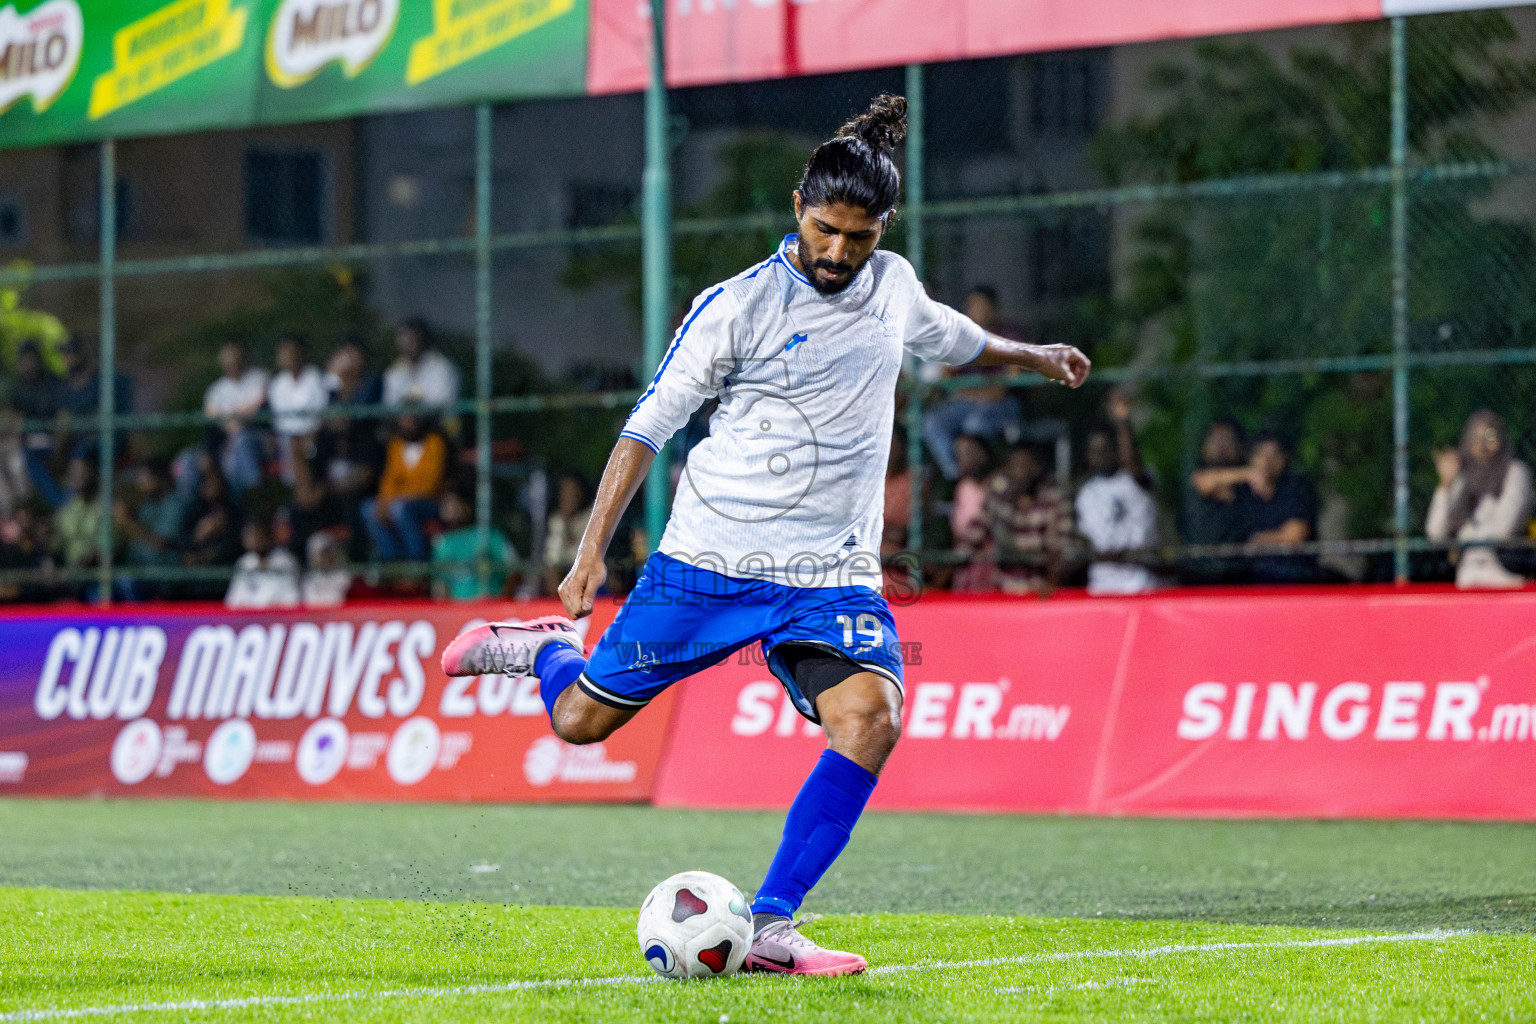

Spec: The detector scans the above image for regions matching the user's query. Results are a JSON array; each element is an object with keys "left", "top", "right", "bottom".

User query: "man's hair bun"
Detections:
[{"left": 835, "top": 93, "right": 908, "bottom": 157}]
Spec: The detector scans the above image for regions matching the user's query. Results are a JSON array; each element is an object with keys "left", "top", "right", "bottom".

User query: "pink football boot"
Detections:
[
  {"left": 441, "top": 615, "right": 583, "bottom": 677},
  {"left": 743, "top": 916, "right": 868, "bottom": 976}
]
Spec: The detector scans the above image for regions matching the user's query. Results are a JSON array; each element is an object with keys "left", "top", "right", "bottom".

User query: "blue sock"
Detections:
[
  {"left": 533, "top": 644, "right": 587, "bottom": 722},
  {"left": 751, "top": 749, "right": 878, "bottom": 918}
]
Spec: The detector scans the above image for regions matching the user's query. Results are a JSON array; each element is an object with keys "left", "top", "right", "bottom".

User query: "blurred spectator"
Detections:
[
  {"left": 26, "top": 335, "right": 132, "bottom": 509},
  {"left": 116, "top": 459, "right": 187, "bottom": 597},
  {"left": 922, "top": 287, "right": 1024, "bottom": 480},
  {"left": 1426, "top": 409, "right": 1533, "bottom": 589},
  {"left": 1181, "top": 419, "right": 1250, "bottom": 585},
  {"left": 1076, "top": 392, "right": 1159, "bottom": 595},
  {"left": 0, "top": 501, "right": 55, "bottom": 602},
  {"left": 882, "top": 432, "right": 915, "bottom": 558},
  {"left": 267, "top": 334, "right": 328, "bottom": 484},
  {"left": 543, "top": 473, "right": 592, "bottom": 592},
  {"left": 6, "top": 342, "right": 62, "bottom": 513},
  {"left": 225, "top": 518, "right": 300, "bottom": 609},
  {"left": 327, "top": 336, "right": 384, "bottom": 407},
  {"left": 364, "top": 412, "right": 447, "bottom": 561},
  {"left": 0, "top": 412, "right": 27, "bottom": 520},
  {"left": 4, "top": 340, "right": 62, "bottom": 422},
  {"left": 183, "top": 453, "right": 243, "bottom": 573},
  {"left": 52, "top": 456, "right": 111, "bottom": 584},
  {"left": 955, "top": 444, "right": 1072, "bottom": 594},
  {"left": 383, "top": 318, "right": 459, "bottom": 410},
  {"left": 949, "top": 433, "right": 991, "bottom": 533},
  {"left": 1236, "top": 433, "right": 1319, "bottom": 583},
  {"left": 202, "top": 339, "right": 269, "bottom": 494},
  {"left": 432, "top": 490, "right": 518, "bottom": 600},
  {"left": 301, "top": 530, "right": 351, "bottom": 608}
]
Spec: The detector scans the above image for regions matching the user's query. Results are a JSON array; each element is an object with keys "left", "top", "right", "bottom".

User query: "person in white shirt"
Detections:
[
  {"left": 202, "top": 340, "right": 268, "bottom": 493},
  {"left": 1075, "top": 391, "right": 1160, "bottom": 595},
  {"left": 1427, "top": 409, "right": 1533, "bottom": 588},
  {"left": 267, "top": 334, "right": 329, "bottom": 484},
  {"left": 442, "top": 95, "right": 1092, "bottom": 976},
  {"left": 225, "top": 519, "right": 299, "bottom": 609},
  {"left": 383, "top": 319, "right": 460, "bottom": 409}
]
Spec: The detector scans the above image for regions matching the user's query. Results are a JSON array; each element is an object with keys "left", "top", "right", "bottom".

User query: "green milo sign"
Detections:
[{"left": 0, "top": 0, "right": 588, "bottom": 149}]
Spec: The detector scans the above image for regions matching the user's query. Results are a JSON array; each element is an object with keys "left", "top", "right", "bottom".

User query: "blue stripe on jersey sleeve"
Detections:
[
  {"left": 626, "top": 286, "right": 726, "bottom": 419},
  {"left": 962, "top": 330, "right": 989, "bottom": 365},
  {"left": 619, "top": 430, "right": 661, "bottom": 453}
]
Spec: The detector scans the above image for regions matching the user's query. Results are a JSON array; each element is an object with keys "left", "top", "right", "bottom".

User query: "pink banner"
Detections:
[
  {"left": 0, "top": 599, "right": 674, "bottom": 803},
  {"left": 652, "top": 588, "right": 1536, "bottom": 819},
  {"left": 588, "top": 0, "right": 1383, "bottom": 95}
]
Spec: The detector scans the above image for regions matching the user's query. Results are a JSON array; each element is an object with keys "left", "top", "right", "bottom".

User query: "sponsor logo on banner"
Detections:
[
  {"left": 0, "top": 0, "right": 82, "bottom": 115},
  {"left": 0, "top": 751, "right": 27, "bottom": 783},
  {"left": 1173, "top": 677, "right": 1534, "bottom": 743},
  {"left": 110, "top": 719, "right": 162, "bottom": 785},
  {"left": 295, "top": 717, "right": 348, "bottom": 785},
  {"left": 729, "top": 679, "right": 1072, "bottom": 742},
  {"left": 522, "top": 735, "right": 638, "bottom": 787},
  {"left": 386, "top": 715, "right": 440, "bottom": 785},
  {"left": 406, "top": 0, "right": 574, "bottom": 85},
  {"left": 265, "top": 0, "right": 399, "bottom": 88},
  {"left": 204, "top": 718, "right": 257, "bottom": 784},
  {"left": 88, "top": 0, "right": 249, "bottom": 120}
]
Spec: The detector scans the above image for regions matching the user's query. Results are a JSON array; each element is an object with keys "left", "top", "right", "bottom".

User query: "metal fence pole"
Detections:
[
  {"left": 642, "top": 0, "right": 673, "bottom": 552},
  {"left": 1390, "top": 16, "right": 1411, "bottom": 582},
  {"left": 904, "top": 63, "right": 926, "bottom": 572},
  {"left": 96, "top": 138, "right": 117, "bottom": 605},
  {"left": 474, "top": 103, "right": 494, "bottom": 593}
]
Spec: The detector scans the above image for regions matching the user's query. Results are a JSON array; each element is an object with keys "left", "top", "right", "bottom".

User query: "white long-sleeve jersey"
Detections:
[{"left": 621, "top": 234, "right": 988, "bottom": 589}]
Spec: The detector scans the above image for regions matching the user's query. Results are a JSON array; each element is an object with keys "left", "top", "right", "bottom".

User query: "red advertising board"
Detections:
[
  {"left": 653, "top": 588, "right": 1536, "bottom": 820},
  {"left": 0, "top": 599, "right": 674, "bottom": 803},
  {"left": 587, "top": 0, "right": 1383, "bottom": 95}
]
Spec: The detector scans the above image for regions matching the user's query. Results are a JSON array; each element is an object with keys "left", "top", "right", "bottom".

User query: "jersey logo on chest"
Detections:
[{"left": 783, "top": 332, "right": 809, "bottom": 353}]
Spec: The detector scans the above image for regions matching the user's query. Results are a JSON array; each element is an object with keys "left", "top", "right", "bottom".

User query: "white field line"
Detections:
[{"left": 0, "top": 928, "right": 1473, "bottom": 1022}]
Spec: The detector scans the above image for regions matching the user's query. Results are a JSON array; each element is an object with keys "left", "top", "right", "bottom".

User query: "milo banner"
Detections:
[
  {"left": 654, "top": 588, "right": 1536, "bottom": 820},
  {"left": 0, "top": 0, "right": 587, "bottom": 148},
  {"left": 0, "top": 599, "right": 674, "bottom": 802}
]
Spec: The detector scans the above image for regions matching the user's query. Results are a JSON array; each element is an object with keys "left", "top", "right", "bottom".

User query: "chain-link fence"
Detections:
[{"left": 3, "top": 9, "right": 1536, "bottom": 604}]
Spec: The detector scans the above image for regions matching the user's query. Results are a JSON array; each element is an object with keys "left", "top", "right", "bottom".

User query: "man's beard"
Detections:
[{"left": 797, "top": 237, "right": 866, "bottom": 295}]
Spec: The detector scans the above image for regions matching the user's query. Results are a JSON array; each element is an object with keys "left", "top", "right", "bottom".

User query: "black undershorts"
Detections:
[{"left": 774, "top": 643, "right": 867, "bottom": 713}]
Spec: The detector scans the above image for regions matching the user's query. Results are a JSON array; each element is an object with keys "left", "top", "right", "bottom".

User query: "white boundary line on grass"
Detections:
[{"left": 0, "top": 929, "right": 1472, "bottom": 1021}]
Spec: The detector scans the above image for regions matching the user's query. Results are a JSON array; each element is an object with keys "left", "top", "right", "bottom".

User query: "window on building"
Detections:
[
  {"left": 0, "top": 199, "right": 23, "bottom": 246},
  {"left": 1030, "top": 213, "right": 1110, "bottom": 302},
  {"left": 1028, "top": 53, "right": 1105, "bottom": 137},
  {"left": 564, "top": 182, "right": 637, "bottom": 229},
  {"left": 245, "top": 149, "right": 326, "bottom": 244}
]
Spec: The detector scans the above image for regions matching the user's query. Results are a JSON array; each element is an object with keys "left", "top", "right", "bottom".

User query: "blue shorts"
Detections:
[{"left": 578, "top": 552, "right": 903, "bottom": 723}]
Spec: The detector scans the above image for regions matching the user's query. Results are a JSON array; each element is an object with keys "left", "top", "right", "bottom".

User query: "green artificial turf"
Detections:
[
  {"left": 1, "top": 887, "right": 1531, "bottom": 1023},
  {"left": 2, "top": 800, "right": 1534, "bottom": 1021},
  {"left": 1, "top": 800, "right": 1533, "bottom": 932}
]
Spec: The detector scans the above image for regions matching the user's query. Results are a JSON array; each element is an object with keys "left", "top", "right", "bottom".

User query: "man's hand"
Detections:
[
  {"left": 558, "top": 549, "right": 607, "bottom": 619},
  {"left": 1034, "top": 344, "right": 1092, "bottom": 388}
]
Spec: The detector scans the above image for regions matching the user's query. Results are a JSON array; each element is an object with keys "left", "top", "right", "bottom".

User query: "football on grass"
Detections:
[{"left": 637, "top": 871, "right": 753, "bottom": 979}]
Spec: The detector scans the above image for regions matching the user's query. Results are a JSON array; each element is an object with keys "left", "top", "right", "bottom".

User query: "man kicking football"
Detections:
[{"left": 443, "top": 93, "right": 1090, "bottom": 975}]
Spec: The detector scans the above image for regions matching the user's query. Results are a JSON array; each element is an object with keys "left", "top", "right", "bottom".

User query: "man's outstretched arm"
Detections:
[
  {"left": 971, "top": 334, "right": 1091, "bottom": 388},
  {"left": 558, "top": 436, "right": 655, "bottom": 619}
]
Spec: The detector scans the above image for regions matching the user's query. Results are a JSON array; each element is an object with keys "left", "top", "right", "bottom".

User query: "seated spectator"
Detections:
[
  {"left": 267, "top": 334, "right": 328, "bottom": 485},
  {"left": 1076, "top": 391, "right": 1159, "bottom": 595},
  {"left": 326, "top": 336, "right": 384, "bottom": 408},
  {"left": 1427, "top": 409, "right": 1533, "bottom": 589},
  {"left": 115, "top": 460, "right": 187, "bottom": 597},
  {"left": 922, "top": 287, "right": 1025, "bottom": 480},
  {"left": 202, "top": 339, "right": 268, "bottom": 495},
  {"left": 1181, "top": 419, "right": 1250, "bottom": 584},
  {"left": 1227, "top": 432, "right": 1319, "bottom": 584},
  {"left": 0, "top": 501, "right": 56, "bottom": 602},
  {"left": 364, "top": 412, "right": 446, "bottom": 561},
  {"left": 955, "top": 444, "right": 1072, "bottom": 595},
  {"left": 6, "top": 342, "right": 61, "bottom": 513},
  {"left": 433, "top": 490, "right": 518, "bottom": 600},
  {"left": 0, "top": 408, "right": 28, "bottom": 521},
  {"left": 301, "top": 530, "right": 351, "bottom": 608},
  {"left": 543, "top": 473, "right": 592, "bottom": 593},
  {"left": 52, "top": 456, "right": 106, "bottom": 575},
  {"left": 383, "top": 318, "right": 460, "bottom": 410},
  {"left": 183, "top": 454, "right": 244, "bottom": 574},
  {"left": 948, "top": 434, "right": 993, "bottom": 544},
  {"left": 225, "top": 518, "right": 300, "bottom": 609}
]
